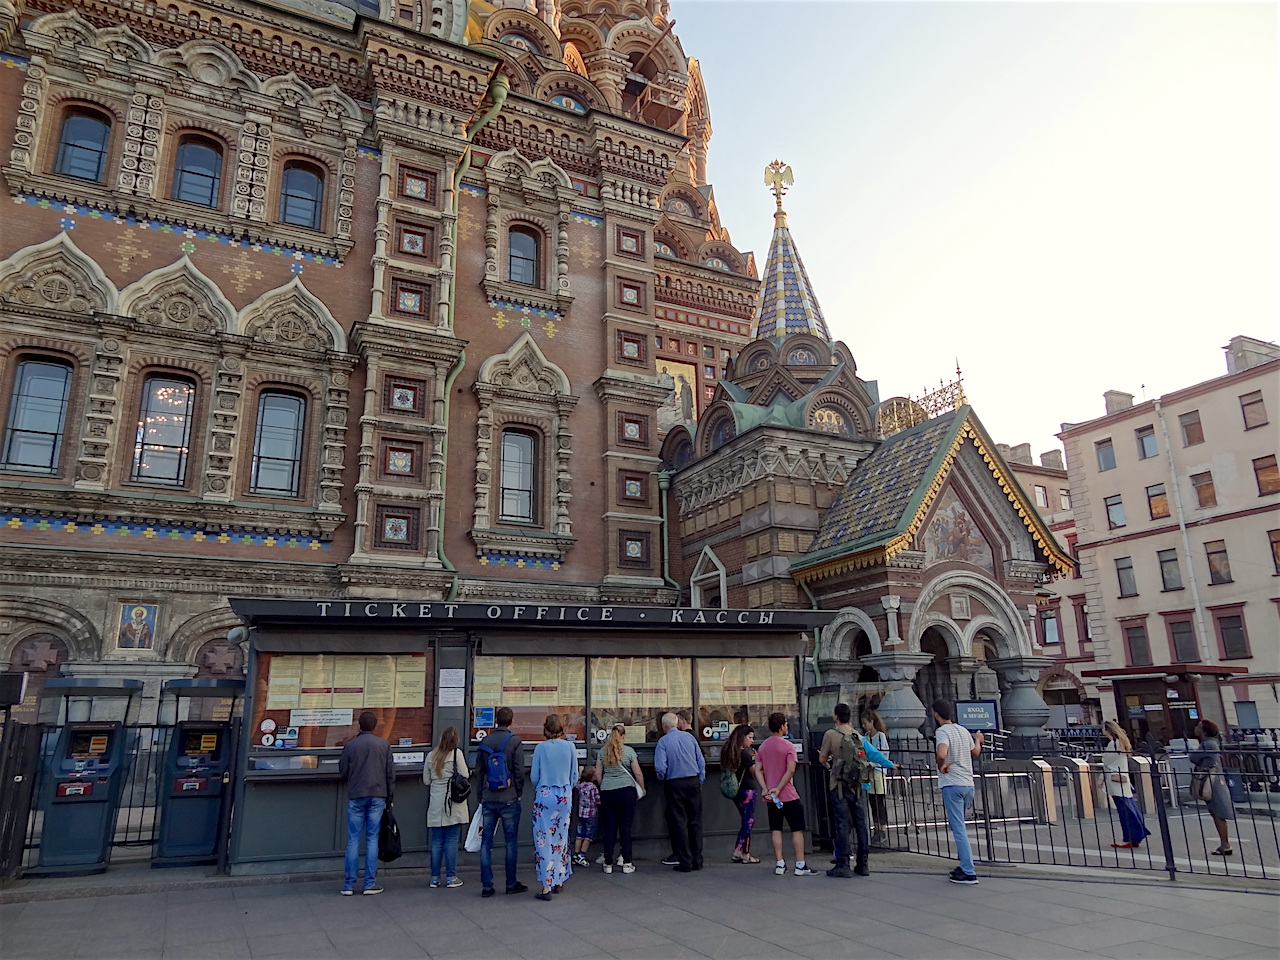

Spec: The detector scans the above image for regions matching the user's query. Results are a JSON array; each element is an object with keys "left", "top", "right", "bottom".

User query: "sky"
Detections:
[{"left": 672, "top": 0, "right": 1277, "bottom": 459}]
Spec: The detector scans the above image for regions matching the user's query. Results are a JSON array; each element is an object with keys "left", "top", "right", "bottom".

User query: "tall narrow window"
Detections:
[
  {"left": 171, "top": 136, "right": 223, "bottom": 207},
  {"left": 1240, "top": 390, "right": 1268, "bottom": 430},
  {"left": 1059, "top": 488, "right": 1071, "bottom": 511},
  {"left": 1215, "top": 613, "right": 1249, "bottom": 659},
  {"left": 1253, "top": 455, "right": 1279, "bottom": 495},
  {"left": 2, "top": 359, "right": 72, "bottom": 473},
  {"left": 132, "top": 376, "right": 195, "bottom": 484},
  {"left": 1124, "top": 624, "right": 1152, "bottom": 666},
  {"left": 1191, "top": 471, "right": 1216, "bottom": 508},
  {"left": 54, "top": 109, "right": 110, "bottom": 182},
  {"left": 1169, "top": 621, "right": 1198, "bottom": 662},
  {"left": 1157, "top": 548, "right": 1182, "bottom": 591},
  {"left": 1033, "top": 485, "right": 1048, "bottom": 509},
  {"left": 279, "top": 161, "right": 324, "bottom": 229},
  {"left": 250, "top": 392, "right": 305, "bottom": 497},
  {"left": 1135, "top": 425, "right": 1157, "bottom": 459},
  {"left": 1269, "top": 529, "right": 1280, "bottom": 575},
  {"left": 1096, "top": 438, "right": 1116, "bottom": 471},
  {"left": 1116, "top": 556, "right": 1138, "bottom": 597},
  {"left": 499, "top": 429, "right": 537, "bottom": 524},
  {"left": 1179, "top": 410, "right": 1204, "bottom": 446},
  {"left": 1204, "top": 540, "right": 1232, "bottom": 584},
  {"left": 1146, "top": 483, "right": 1169, "bottom": 520},
  {"left": 1104, "top": 494, "right": 1126, "bottom": 529},
  {"left": 508, "top": 226, "right": 541, "bottom": 286},
  {"left": 1039, "top": 609, "right": 1061, "bottom": 644}
]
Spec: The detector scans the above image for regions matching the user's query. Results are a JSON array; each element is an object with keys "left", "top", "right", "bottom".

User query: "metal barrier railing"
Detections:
[{"left": 871, "top": 750, "right": 1280, "bottom": 881}]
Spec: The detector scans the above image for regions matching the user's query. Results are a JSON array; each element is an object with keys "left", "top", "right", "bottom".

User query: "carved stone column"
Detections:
[
  {"left": 945, "top": 656, "right": 982, "bottom": 703},
  {"left": 988, "top": 656, "right": 1054, "bottom": 737},
  {"left": 861, "top": 652, "right": 935, "bottom": 742},
  {"left": 880, "top": 595, "right": 904, "bottom": 647}
]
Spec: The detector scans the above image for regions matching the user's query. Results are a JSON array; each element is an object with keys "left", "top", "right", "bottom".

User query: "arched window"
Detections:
[
  {"left": 54, "top": 109, "right": 111, "bottom": 182},
  {"left": 250, "top": 391, "right": 305, "bottom": 497},
  {"left": 499, "top": 429, "right": 538, "bottom": 523},
  {"left": 171, "top": 135, "right": 223, "bottom": 208},
  {"left": 2, "top": 358, "right": 72, "bottom": 474},
  {"left": 709, "top": 416, "right": 735, "bottom": 451},
  {"left": 131, "top": 375, "right": 195, "bottom": 484},
  {"left": 507, "top": 226, "right": 541, "bottom": 286},
  {"left": 279, "top": 161, "right": 324, "bottom": 230}
]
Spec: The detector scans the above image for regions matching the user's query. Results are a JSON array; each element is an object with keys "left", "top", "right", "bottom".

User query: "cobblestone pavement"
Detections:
[{"left": 2, "top": 856, "right": 1277, "bottom": 960}]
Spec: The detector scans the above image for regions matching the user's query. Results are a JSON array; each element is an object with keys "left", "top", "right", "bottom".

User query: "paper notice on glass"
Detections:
[
  {"left": 667, "top": 660, "right": 692, "bottom": 707},
  {"left": 266, "top": 656, "right": 303, "bottom": 709},
  {"left": 559, "top": 660, "right": 585, "bottom": 703},
  {"left": 745, "top": 660, "right": 772, "bottom": 696},
  {"left": 272, "top": 656, "right": 303, "bottom": 679},
  {"left": 330, "top": 659, "right": 366, "bottom": 708},
  {"left": 770, "top": 659, "right": 797, "bottom": 703},
  {"left": 363, "top": 656, "right": 396, "bottom": 708},
  {"left": 472, "top": 657, "right": 503, "bottom": 704},
  {"left": 439, "top": 668, "right": 466, "bottom": 689},
  {"left": 301, "top": 656, "right": 332, "bottom": 689},
  {"left": 623, "top": 724, "right": 648, "bottom": 744},
  {"left": 438, "top": 686, "right": 465, "bottom": 707},
  {"left": 698, "top": 659, "right": 725, "bottom": 704},
  {"left": 503, "top": 657, "right": 532, "bottom": 706},
  {"left": 642, "top": 659, "right": 669, "bottom": 708},
  {"left": 590, "top": 659, "right": 617, "bottom": 707},
  {"left": 529, "top": 657, "right": 559, "bottom": 699},
  {"left": 397, "top": 654, "right": 426, "bottom": 672},
  {"left": 616, "top": 659, "right": 643, "bottom": 708},
  {"left": 299, "top": 689, "right": 333, "bottom": 709},
  {"left": 722, "top": 659, "right": 747, "bottom": 700},
  {"left": 394, "top": 668, "right": 426, "bottom": 708}
]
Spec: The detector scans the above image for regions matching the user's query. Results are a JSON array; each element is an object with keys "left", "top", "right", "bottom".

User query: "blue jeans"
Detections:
[
  {"left": 344, "top": 797, "right": 385, "bottom": 891},
  {"left": 829, "top": 788, "right": 869, "bottom": 866},
  {"left": 430, "top": 823, "right": 461, "bottom": 880},
  {"left": 480, "top": 799, "right": 521, "bottom": 891},
  {"left": 941, "top": 785, "right": 975, "bottom": 875}
]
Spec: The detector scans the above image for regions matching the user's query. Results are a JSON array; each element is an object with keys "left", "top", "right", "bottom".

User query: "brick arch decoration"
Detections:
[
  {"left": 0, "top": 336, "right": 93, "bottom": 365},
  {"left": 6, "top": 631, "right": 71, "bottom": 721},
  {"left": 167, "top": 606, "right": 244, "bottom": 666},
  {"left": 821, "top": 606, "right": 884, "bottom": 660},
  {"left": 0, "top": 596, "right": 101, "bottom": 662},
  {"left": 1036, "top": 660, "right": 1087, "bottom": 700},
  {"left": 0, "top": 233, "right": 119, "bottom": 315}
]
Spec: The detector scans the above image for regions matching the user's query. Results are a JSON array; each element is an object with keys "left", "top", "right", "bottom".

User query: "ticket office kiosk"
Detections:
[{"left": 36, "top": 722, "right": 130, "bottom": 871}]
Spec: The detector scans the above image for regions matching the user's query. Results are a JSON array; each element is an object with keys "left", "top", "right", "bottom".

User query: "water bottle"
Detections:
[{"left": 772, "top": 794, "right": 784, "bottom": 809}]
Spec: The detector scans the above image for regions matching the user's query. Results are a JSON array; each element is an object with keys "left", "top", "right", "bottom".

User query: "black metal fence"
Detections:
[
  {"left": 20, "top": 724, "right": 172, "bottom": 867},
  {"left": 865, "top": 744, "right": 1280, "bottom": 881}
]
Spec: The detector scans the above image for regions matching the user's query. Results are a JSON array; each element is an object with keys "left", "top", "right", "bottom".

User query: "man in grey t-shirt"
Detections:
[{"left": 932, "top": 699, "right": 983, "bottom": 884}]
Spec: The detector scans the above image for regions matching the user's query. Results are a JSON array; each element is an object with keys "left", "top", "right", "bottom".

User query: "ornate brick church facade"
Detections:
[{"left": 0, "top": 0, "right": 1070, "bottom": 734}]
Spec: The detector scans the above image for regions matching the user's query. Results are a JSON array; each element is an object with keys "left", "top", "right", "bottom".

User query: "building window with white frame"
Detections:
[{"left": 690, "top": 547, "right": 727, "bottom": 609}]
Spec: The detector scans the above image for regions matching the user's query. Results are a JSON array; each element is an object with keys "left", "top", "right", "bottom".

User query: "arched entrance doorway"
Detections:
[{"left": 913, "top": 627, "right": 955, "bottom": 716}]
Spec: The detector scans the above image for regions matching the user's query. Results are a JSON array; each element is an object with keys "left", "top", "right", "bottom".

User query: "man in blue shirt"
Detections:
[{"left": 654, "top": 712, "right": 706, "bottom": 871}]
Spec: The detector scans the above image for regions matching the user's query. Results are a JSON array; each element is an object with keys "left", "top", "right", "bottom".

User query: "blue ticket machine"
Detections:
[
  {"left": 36, "top": 721, "right": 129, "bottom": 872},
  {"left": 154, "top": 721, "right": 233, "bottom": 865}
]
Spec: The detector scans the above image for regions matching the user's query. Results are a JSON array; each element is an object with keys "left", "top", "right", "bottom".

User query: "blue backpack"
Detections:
[{"left": 477, "top": 733, "right": 514, "bottom": 792}]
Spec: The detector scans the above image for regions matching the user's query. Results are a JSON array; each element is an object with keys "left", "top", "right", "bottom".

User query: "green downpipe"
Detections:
[
  {"left": 800, "top": 578, "right": 822, "bottom": 687},
  {"left": 436, "top": 70, "right": 510, "bottom": 598},
  {"left": 657, "top": 470, "right": 679, "bottom": 594}
]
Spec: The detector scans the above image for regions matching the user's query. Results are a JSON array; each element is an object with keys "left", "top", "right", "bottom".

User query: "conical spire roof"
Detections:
[{"left": 749, "top": 162, "right": 831, "bottom": 342}]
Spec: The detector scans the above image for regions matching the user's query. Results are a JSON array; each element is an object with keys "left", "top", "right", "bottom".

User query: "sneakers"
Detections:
[
  {"left": 340, "top": 889, "right": 354, "bottom": 896},
  {"left": 948, "top": 867, "right": 979, "bottom": 885},
  {"left": 621, "top": 862, "right": 635, "bottom": 874},
  {"left": 660, "top": 855, "right": 680, "bottom": 866},
  {"left": 506, "top": 882, "right": 528, "bottom": 894},
  {"left": 362, "top": 886, "right": 384, "bottom": 895},
  {"left": 446, "top": 877, "right": 464, "bottom": 888},
  {"left": 602, "top": 864, "right": 613, "bottom": 874},
  {"left": 826, "top": 865, "right": 854, "bottom": 878},
  {"left": 774, "top": 861, "right": 787, "bottom": 875},
  {"left": 481, "top": 888, "right": 496, "bottom": 898},
  {"left": 595, "top": 854, "right": 607, "bottom": 865},
  {"left": 794, "top": 865, "right": 818, "bottom": 876},
  {"left": 429, "top": 878, "right": 440, "bottom": 889}
]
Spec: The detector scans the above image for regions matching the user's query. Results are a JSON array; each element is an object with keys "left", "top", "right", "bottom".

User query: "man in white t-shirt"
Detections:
[{"left": 932, "top": 699, "right": 983, "bottom": 885}]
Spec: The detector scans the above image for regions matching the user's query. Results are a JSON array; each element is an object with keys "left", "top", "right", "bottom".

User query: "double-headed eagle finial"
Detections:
[{"left": 764, "top": 160, "right": 793, "bottom": 211}]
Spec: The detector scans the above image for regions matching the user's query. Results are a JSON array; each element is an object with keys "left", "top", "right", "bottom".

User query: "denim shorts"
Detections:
[{"left": 576, "top": 816, "right": 596, "bottom": 840}]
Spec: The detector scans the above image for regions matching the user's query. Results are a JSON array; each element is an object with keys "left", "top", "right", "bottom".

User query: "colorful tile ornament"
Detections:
[
  {"left": 477, "top": 551, "right": 561, "bottom": 571},
  {"left": 0, "top": 53, "right": 30, "bottom": 70},
  {"left": 1, "top": 511, "right": 329, "bottom": 553},
  {"left": 357, "top": 145, "right": 383, "bottom": 160},
  {"left": 459, "top": 184, "right": 488, "bottom": 198},
  {"left": 488, "top": 298, "right": 561, "bottom": 321},
  {"left": 570, "top": 211, "right": 604, "bottom": 228},
  {"left": 12, "top": 191, "right": 344, "bottom": 270}
]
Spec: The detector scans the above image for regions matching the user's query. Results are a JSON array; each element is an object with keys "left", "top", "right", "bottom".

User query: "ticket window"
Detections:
[
  {"left": 249, "top": 652, "right": 434, "bottom": 767},
  {"left": 589, "top": 657, "right": 692, "bottom": 745},
  {"left": 471, "top": 656, "right": 586, "bottom": 743},
  {"left": 696, "top": 657, "right": 799, "bottom": 743}
]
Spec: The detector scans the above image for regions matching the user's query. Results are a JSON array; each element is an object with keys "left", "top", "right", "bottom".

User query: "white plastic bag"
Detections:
[{"left": 464, "top": 808, "right": 483, "bottom": 853}]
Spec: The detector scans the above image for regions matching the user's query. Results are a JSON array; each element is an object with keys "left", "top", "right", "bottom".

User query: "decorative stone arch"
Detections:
[
  {"left": 166, "top": 606, "right": 244, "bottom": 664},
  {"left": 606, "top": 20, "right": 684, "bottom": 78},
  {"left": 660, "top": 186, "right": 704, "bottom": 219},
  {"left": 561, "top": 41, "right": 590, "bottom": 77},
  {"left": 533, "top": 72, "right": 606, "bottom": 112},
  {"left": 806, "top": 390, "right": 871, "bottom": 438},
  {"left": 0, "top": 233, "right": 118, "bottom": 315},
  {"left": 780, "top": 333, "right": 830, "bottom": 366},
  {"left": 0, "top": 335, "right": 92, "bottom": 365},
  {"left": 0, "top": 595, "right": 101, "bottom": 662},
  {"left": 659, "top": 423, "right": 694, "bottom": 470},
  {"left": 25, "top": 9, "right": 96, "bottom": 49},
  {"left": 262, "top": 72, "right": 316, "bottom": 109},
  {"left": 695, "top": 400, "right": 737, "bottom": 456},
  {"left": 913, "top": 614, "right": 967, "bottom": 659},
  {"left": 156, "top": 39, "right": 262, "bottom": 92},
  {"left": 558, "top": 18, "right": 605, "bottom": 55},
  {"left": 740, "top": 341, "right": 778, "bottom": 374},
  {"left": 483, "top": 8, "right": 562, "bottom": 58},
  {"left": 696, "top": 241, "right": 744, "bottom": 275},
  {"left": 1037, "top": 661, "right": 1088, "bottom": 700},
  {"left": 653, "top": 220, "right": 694, "bottom": 260},
  {"left": 486, "top": 147, "right": 575, "bottom": 191},
  {"left": 963, "top": 615, "right": 1010, "bottom": 652},
  {"left": 689, "top": 546, "right": 726, "bottom": 608},
  {"left": 910, "top": 571, "right": 1032, "bottom": 658},
  {"left": 239, "top": 278, "right": 347, "bottom": 354},
  {"left": 94, "top": 24, "right": 157, "bottom": 63},
  {"left": 118, "top": 257, "right": 238, "bottom": 336},
  {"left": 822, "top": 606, "right": 884, "bottom": 660},
  {"left": 312, "top": 85, "right": 363, "bottom": 123}
]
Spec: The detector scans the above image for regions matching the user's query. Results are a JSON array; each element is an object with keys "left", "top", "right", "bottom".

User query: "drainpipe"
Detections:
[
  {"left": 657, "top": 470, "right": 680, "bottom": 593},
  {"left": 1154, "top": 398, "right": 1211, "bottom": 660},
  {"left": 799, "top": 578, "right": 823, "bottom": 687},
  {"left": 435, "top": 68, "right": 510, "bottom": 593}
]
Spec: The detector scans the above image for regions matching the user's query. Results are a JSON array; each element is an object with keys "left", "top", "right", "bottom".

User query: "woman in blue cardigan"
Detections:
[{"left": 530, "top": 714, "right": 578, "bottom": 900}]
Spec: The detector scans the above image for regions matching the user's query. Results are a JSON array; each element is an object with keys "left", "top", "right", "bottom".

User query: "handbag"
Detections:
[
  {"left": 624, "top": 763, "right": 646, "bottom": 800},
  {"left": 448, "top": 750, "right": 472, "bottom": 807},
  {"left": 1191, "top": 769, "right": 1215, "bottom": 803},
  {"left": 377, "top": 806, "right": 402, "bottom": 862},
  {"left": 463, "top": 807, "right": 484, "bottom": 853}
]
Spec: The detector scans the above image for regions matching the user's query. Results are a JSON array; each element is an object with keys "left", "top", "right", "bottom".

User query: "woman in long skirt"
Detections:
[
  {"left": 1191, "top": 720, "right": 1236, "bottom": 856},
  {"left": 530, "top": 714, "right": 577, "bottom": 900},
  {"left": 1102, "top": 720, "right": 1150, "bottom": 849}
]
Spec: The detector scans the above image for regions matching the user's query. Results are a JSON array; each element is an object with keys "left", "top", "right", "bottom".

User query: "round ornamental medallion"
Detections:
[
  {"left": 275, "top": 317, "right": 306, "bottom": 342},
  {"left": 39, "top": 276, "right": 71, "bottom": 303},
  {"left": 165, "top": 298, "right": 194, "bottom": 323}
]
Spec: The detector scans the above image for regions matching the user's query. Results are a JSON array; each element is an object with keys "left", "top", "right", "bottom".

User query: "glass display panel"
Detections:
[
  {"left": 471, "top": 656, "right": 585, "bottom": 743},
  {"left": 250, "top": 652, "right": 433, "bottom": 756},
  {"left": 589, "top": 657, "right": 692, "bottom": 744},
  {"left": 696, "top": 657, "right": 798, "bottom": 742}
]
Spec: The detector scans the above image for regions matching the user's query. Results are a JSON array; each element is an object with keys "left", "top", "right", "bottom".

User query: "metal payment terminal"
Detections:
[
  {"left": 153, "top": 721, "right": 233, "bottom": 865},
  {"left": 36, "top": 721, "right": 129, "bottom": 871}
]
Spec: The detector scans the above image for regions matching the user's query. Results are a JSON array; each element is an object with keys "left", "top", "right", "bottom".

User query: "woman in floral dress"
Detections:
[{"left": 530, "top": 714, "right": 577, "bottom": 900}]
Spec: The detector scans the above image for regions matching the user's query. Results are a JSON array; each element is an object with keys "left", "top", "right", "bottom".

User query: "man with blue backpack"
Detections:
[{"left": 472, "top": 706, "right": 528, "bottom": 897}]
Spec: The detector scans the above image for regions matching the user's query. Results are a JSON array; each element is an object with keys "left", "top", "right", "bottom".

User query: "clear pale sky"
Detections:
[{"left": 674, "top": 1, "right": 1277, "bottom": 459}]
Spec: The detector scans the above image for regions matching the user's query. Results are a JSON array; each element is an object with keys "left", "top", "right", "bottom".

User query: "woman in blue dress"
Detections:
[{"left": 530, "top": 714, "right": 577, "bottom": 899}]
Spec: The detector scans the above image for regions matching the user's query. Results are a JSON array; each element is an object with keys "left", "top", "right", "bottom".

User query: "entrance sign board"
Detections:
[{"left": 955, "top": 700, "right": 1000, "bottom": 732}]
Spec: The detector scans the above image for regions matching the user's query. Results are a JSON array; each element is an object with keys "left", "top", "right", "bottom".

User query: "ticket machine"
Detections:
[{"left": 36, "top": 721, "right": 130, "bottom": 871}]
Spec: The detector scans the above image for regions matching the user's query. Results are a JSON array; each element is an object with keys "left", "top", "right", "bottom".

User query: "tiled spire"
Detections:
[{"left": 749, "top": 161, "right": 831, "bottom": 342}]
